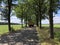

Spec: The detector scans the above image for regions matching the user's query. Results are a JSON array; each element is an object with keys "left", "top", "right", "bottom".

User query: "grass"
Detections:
[
  {"left": 0, "top": 24, "right": 60, "bottom": 45},
  {"left": 36, "top": 24, "right": 60, "bottom": 45},
  {"left": 42, "top": 24, "right": 60, "bottom": 28},
  {"left": 0, "top": 25, "right": 21, "bottom": 35},
  {"left": 0, "top": 24, "right": 60, "bottom": 35},
  {"left": 0, "top": 25, "right": 8, "bottom": 35},
  {"left": 11, "top": 25, "right": 21, "bottom": 30}
]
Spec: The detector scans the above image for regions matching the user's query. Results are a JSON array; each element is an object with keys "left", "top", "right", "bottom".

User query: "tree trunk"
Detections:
[
  {"left": 36, "top": 14, "right": 39, "bottom": 27},
  {"left": 8, "top": 0, "right": 12, "bottom": 32},
  {"left": 39, "top": 15, "right": 42, "bottom": 28},
  {"left": 25, "top": 15, "right": 28, "bottom": 27},
  {"left": 34, "top": 0, "right": 39, "bottom": 27},
  {"left": 39, "top": 8, "right": 42, "bottom": 28},
  {"left": 39, "top": 0, "right": 42, "bottom": 29},
  {"left": 25, "top": 21, "right": 27, "bottom": 27},
  {"left": 21, "top": 10, "right": 24, "bottom": 28},
  {"left": 21, "top": 19, "right": 23, "bottom": 28},
  {"left": 49, "top": 0, "right": 54, "bottom": 39},
  {"left": 21, "top": 5, "right": 24, "bottom": 28}
]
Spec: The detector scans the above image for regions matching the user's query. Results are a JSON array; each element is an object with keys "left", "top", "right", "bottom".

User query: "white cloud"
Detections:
[
  {"left": 0, "top": 15, "right": 60, "bottom": 24},
  {"left": 10, "top": 16, "right": 21, "bottom": 24},
  {"left": 53, "top": 16, "right": 60, "bottom": 24},
  {"left": 42, "top": 19, "right": 49, "bottom": 24},
  {"left": 42, "top": 16, "right": 60, "bottom": 24}
]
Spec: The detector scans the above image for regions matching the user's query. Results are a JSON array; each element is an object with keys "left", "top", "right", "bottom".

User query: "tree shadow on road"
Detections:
[{"left": 0, "top": 28, "right": 39, "bottom": 45}]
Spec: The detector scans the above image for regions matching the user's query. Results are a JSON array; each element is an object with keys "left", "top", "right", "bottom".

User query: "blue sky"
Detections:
[
  {"left": 10, "top": 10, "right": 60, "bottom": 24},
  {"left": 0, "top": 9, "right": 60, "bottom": 24},
  {"left": 11, "top": 16, "right": 21, "bottom": 24},
  {"left": 1, "top": 11, "right": 60, "bottom": 24},
  {"left": 42, "top": 10, "right": 60, "bottom": 24},
  {"left": 0, "top": 1, "right": 60, "bottom": 24}
]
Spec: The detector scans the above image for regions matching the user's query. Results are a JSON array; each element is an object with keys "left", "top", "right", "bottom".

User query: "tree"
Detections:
[
  {"left": 1, "top": 8, "right": 8, "bottom": 20},
  {"left": 14, "top": 0, "right": 59, "bottom": 29},
  {"left": 7, "top": 0, "right": 18, "bottom": 31},
  {"left": 14, "top": 0, "right": 36, "bottom": 27},
  {"left": 15, "top": 0, "right": 49, "bottom": 27},
  {"left": 8, "top": 0, "right": 12, "bottom": 32},
  {"left": 47, "top": 0, "right": 59, "bottom": 39},
  {"left": 0, "top": 0, "right": 2, "bottom": 5},
  {"left": 39, "top": 0, "right": 43, "bottom": 28},
  {"left": 49, "top": 0, "right": 54, "bottom": 39},
  {"left": 49, "top": 0, "right": 59, "bottom": 39}
]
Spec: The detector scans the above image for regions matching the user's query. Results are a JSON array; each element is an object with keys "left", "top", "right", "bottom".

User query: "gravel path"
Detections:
[{"left": 0, "top": 27, "right": 40, "bottom": 45}]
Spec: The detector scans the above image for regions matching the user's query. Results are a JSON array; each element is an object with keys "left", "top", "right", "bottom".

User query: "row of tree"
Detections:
[
  {"left": 14, "top": 0, "right": 60, "bottom": 39},
  {"left": 0, "top": 0, "right": 60, "bottom": 39}
]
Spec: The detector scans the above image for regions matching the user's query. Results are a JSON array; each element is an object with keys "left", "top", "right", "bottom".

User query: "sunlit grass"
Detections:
[
  {"left": 54, "top": 24, "right": 60, "bottom": 28},
  {"left": 0, "top": 25, "right": 8, "bottom": 34},
  {"left": 42, "top": 24, "right": 60, "bottom": 28},
  {"left": 11, "top": 25, "right": 21, "bottom": 30},
  {"left": 0, "top": 25, "right": 21, "bottom": 34},
  {"left": 36, "top": 24, "right": 60, "bottom": 45},
  {"left": 0, "top": 24, "right": 60, "bottom": 35}
]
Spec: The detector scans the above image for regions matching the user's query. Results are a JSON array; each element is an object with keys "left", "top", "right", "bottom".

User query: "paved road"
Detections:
[{"left": 0, "top": 27, "right": 40, "bottom": 45}]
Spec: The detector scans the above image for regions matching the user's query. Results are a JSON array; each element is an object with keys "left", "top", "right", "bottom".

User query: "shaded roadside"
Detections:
[
  {"left": 36, "top": 27, "right": 59, "bottom": 45},
  {"left": 0, "top": 27, "right": 39, "bottom": 45}
]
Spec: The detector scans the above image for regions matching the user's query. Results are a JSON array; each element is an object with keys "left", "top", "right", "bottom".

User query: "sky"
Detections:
[
  {"left": 0, "top": 10, "right": 60, "bottom": 24},
  {"left": 0, "top": 1, "right": 60, "bottom": 24},
  {"left": 10, "top": 10, "right": 60, "bottom": 24},
  {"left": 11, "top": 16, "right": 21, "bottom": 24},
  {"left": 42, "top": 10, "right": 60, "bottom": 24}
]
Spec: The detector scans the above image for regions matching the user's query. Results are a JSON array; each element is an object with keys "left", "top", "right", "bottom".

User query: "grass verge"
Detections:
[
  {"left": 0, "top": 25, "right": 22, "bottom": 35},
  {"left": 36, "top": 27, "right": 60, "bottom": 45}
]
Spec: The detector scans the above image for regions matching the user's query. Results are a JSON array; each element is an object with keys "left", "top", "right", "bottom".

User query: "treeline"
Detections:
[
  {"left": 0, "top": 22, "right": 19, "bottom": 25},
  {"left": 0, "top": 0, "right": 60, "bottom": 39}
]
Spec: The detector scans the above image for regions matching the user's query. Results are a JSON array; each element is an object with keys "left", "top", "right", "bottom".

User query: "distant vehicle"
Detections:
[{"left": 28, "top": 20, "right": 34, "bottom": 27}]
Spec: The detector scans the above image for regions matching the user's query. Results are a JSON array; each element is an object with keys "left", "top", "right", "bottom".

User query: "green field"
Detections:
[
  {"left": 0, "top": 24, "right": 60, "bottom": 35},
  {"left": 0, "top": 25, "right": 21, "bottom": 34},
  {"left": 37, "top": 24, "right": 60, "bottom": 45},
  {"left": 42, "top": 24, "right": 60, "bottom": 28}
]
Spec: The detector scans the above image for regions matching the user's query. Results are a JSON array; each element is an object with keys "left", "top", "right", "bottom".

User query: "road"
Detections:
[{"left": 0, "top": 27, "right": 40, "bottom": 45}]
